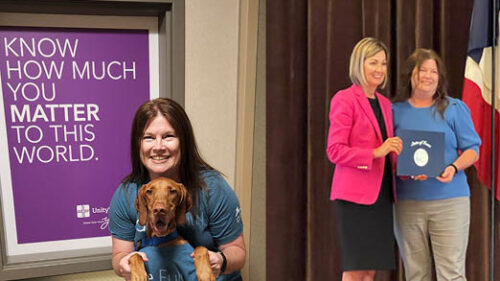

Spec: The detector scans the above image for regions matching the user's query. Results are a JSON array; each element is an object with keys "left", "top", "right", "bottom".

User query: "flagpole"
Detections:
[{"left": 490, "top": 0, "right": 497, "bottom": 280}]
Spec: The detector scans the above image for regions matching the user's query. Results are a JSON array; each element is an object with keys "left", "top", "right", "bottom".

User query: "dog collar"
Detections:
[{"left": 135, "top": 230, "right": 178, "bottom": 250}]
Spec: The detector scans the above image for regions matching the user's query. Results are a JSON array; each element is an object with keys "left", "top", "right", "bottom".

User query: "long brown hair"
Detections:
[
  {"left": 394, "top": 48, "right": 449, "bottom": 118},
  {"left": 123, "top": 98, "right": 215, "bottom": 215}
]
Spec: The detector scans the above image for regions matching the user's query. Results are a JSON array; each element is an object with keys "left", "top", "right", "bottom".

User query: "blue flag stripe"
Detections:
[{"left": 467, "top": 0, "right": 496, "bottom": 63}]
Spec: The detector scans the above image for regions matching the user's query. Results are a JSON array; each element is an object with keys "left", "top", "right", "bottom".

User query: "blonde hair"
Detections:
[{"left": 349, "top": 37, "right": 389, "bottom": 89}]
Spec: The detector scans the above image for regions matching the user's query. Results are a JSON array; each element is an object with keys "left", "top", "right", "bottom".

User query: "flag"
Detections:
[{"left": 462, "top": 0, "right": 500, "bottom": 200}]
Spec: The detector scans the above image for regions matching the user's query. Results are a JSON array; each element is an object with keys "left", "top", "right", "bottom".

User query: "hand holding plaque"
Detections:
[{"left": 396, "top": 129, "right": 445, "bottom": 177}]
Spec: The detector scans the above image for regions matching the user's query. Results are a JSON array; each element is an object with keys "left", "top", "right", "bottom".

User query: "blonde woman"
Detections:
[{"left": 326, "top": 37, "right": 401, "bottom": 281}]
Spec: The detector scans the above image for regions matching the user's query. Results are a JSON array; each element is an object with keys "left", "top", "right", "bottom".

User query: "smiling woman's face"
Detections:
[
  {"left": 411, "top": 58, "right": 439, "bottom": 98},
  {"left": 363, "top": 50, "right": 387, "bottom": 89},
  {"left": 140, "top": 113, "right": 181, "bottom": 181}
]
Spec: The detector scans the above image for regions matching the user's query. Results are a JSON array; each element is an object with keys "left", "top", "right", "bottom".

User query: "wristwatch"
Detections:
[
  {"left": 218, "top": 251, "right": 227, "bottom": 273},
  {"left": 448, "top": 163, "right": 458, "bottom": 176}
]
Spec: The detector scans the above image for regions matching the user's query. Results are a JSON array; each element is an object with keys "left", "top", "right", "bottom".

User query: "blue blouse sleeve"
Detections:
[
  {"left": 392, "top": 102, "right": 400, "bottom": 129},
  {"left": 108, "top": 183, "right": 138, "bottom": 241},
  {"left": 449, "top": 99, "right": 481, "bottom": 154},
  {"left": 205, "top": 172, "right": 243, "bottom": 246}
]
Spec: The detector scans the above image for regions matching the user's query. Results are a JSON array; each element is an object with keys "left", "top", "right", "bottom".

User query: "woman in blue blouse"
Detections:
[{"left": 392, "top": 49, "right": 481, "bottom": 281}]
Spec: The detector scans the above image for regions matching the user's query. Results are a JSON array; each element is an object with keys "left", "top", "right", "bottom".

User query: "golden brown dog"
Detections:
[{"left": 129, "top": 177, "right": 215, "bottom": 281}]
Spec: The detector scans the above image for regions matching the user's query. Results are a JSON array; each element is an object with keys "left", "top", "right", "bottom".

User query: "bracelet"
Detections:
[
  {"left": 448, "top": 163, "right": 458, "bottom": 176},
  {"left": 218, "top": 251, "right": 227, "bottom": 273}
]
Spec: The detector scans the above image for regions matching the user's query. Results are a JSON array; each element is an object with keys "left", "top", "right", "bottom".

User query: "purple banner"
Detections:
[{"left": 0, "top": 27, "right": 150, "bottom": 243}]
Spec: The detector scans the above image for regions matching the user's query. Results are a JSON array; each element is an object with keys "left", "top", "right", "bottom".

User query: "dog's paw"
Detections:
[
  {"left": 196, "top": 271, "right": 216, "bottom": 281},
  {"left": 129, "top": 253, "right": 148, "bottom": 281},
  {"left": 194, "top": 246, "right": 215, "bottom": 281},
  {"left": 131, "top": 269, "right": 148, "bottom": 281}
]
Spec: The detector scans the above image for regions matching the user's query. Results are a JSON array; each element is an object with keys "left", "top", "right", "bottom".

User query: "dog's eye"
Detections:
[
  {"left": 169, "top": 189, "right": 177, "bottom": 195},
  {"left": 146, "top": 189, "right": 153, "bottom": 194}
]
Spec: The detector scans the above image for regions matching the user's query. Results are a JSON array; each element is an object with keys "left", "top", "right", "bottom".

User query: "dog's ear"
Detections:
[
  {"left": 175, "top": 183, "right": 192, "bottom": 226},
  {"left": 136, "top": 183, "right": 149, "bottom": 226}
]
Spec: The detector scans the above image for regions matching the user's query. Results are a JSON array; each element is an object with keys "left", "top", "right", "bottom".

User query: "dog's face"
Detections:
[{"left": 136, "top": 177, "right": 192, "bottom": 237}]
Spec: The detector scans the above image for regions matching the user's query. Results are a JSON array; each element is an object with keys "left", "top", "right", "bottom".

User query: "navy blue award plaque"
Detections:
[{"left": 396, "top": 129, "right": 445, "bottom": 177}]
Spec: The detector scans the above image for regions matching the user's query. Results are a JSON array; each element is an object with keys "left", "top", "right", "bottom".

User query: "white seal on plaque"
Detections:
[{"left": 413, "top": 148, "right": 429, "bottom": 167}]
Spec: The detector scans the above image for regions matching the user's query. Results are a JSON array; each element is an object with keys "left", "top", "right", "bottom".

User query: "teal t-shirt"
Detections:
[
  {"left": 109, "top": 170, "right": 243, "bottom": 281},
  {"left": 142, "top": 243, "right": 197, "bottom": 281}
]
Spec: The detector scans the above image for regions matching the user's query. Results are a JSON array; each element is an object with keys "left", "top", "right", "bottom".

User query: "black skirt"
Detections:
[{"left": 334, "top": 169, "right": 396, "bottom": 271}]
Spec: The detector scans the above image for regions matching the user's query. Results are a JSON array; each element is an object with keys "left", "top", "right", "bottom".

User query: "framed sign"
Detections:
[
  {"left": 0, "top": 1, "right": 184, "bottom": 280},
  {"left": 0, "top": 24, "right": 153, "bottom": 260}
]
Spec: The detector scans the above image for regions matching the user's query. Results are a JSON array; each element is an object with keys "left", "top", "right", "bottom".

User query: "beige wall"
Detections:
[
  {"left": 185, "top": 0, "right": 239, "bottom": 186},
  {"left": 249, "top": 1, "right": 266, "bottom": 279}
]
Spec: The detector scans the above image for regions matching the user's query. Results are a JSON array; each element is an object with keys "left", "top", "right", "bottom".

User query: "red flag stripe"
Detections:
[{"left": 462, "top": 77, "right": 500, "bottom": 200}]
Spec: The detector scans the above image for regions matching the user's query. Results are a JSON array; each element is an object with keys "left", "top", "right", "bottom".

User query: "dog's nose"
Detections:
[{"left": 153, "top": 206, "right": 165, "bottom": 214}]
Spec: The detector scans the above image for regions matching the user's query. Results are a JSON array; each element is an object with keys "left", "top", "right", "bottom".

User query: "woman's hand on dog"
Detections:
[
  {"left": 209, "top": 250, "right": 224, "bottom": 277},
  {"left": 119, "top": 251, "right": 149, "bottom": 281},
  {"left": 192, "top": 250, "right": 224, "bottom": 277}
]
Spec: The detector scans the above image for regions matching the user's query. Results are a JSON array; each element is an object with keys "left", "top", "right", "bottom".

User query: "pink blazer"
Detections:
[{"left": 326, "top": 84, "right": 396, "bottom": 205}]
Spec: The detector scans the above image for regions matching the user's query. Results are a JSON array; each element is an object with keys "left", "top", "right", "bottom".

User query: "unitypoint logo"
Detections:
[{"left": 76, "top": 204, "right": 90, "bottom": 218}]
